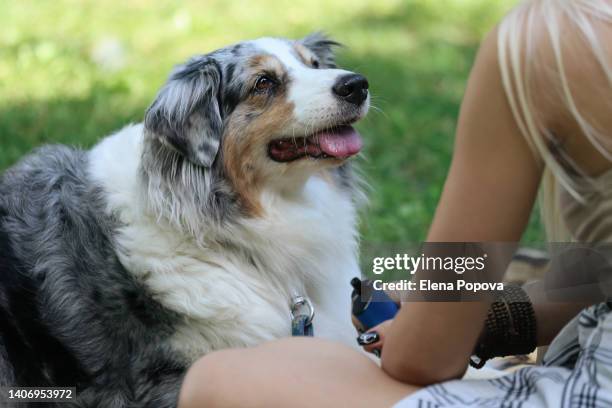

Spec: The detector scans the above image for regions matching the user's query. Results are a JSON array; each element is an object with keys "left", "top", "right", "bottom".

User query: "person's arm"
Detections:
[{"left": 381, "top": 28, "right": 543, "bottom": 385}]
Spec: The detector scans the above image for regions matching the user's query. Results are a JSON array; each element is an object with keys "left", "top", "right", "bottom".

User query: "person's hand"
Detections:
[{"left": 356, "top": 319, "right": 393, "bottom": 357}]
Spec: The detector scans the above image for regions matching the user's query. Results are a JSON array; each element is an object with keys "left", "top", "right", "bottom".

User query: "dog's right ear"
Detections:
[
  {"left": 301, "top": 32, "right": 342, "bottom": 69},
  {"left": 144, "top": 56, "right": 223, "bottom": 168}
]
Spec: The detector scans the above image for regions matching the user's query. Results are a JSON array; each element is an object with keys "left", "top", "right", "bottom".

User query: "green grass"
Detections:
[{"left": 0, "top": 0, "right": 544, "bottom": 248}]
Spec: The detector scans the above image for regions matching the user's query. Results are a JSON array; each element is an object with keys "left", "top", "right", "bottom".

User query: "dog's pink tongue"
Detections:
[{"left": 316, "top": 126, "right": 362, "bottom": 158}]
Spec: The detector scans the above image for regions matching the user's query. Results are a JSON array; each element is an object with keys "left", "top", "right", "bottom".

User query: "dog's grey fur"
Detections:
[{"left": 0, "top": 146, "right": 185, "bottom": 406}]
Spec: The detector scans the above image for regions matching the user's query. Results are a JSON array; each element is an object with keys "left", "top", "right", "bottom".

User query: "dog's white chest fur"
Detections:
[{"left": 88, "top": 125, "right": 360, "bottom": 362}]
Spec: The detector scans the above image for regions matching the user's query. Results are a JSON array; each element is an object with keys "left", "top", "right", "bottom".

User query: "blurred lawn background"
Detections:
[{"left": 0, "top": 0, "right": 544, "bottom": 247}]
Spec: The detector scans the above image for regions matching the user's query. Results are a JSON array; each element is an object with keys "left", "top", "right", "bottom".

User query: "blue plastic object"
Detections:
[{"left": 351, "top": 278, "right": 399, "bottom": 331}]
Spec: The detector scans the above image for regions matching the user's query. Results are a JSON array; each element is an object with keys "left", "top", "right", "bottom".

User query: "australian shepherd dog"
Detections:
[{"left": 0, "top": 33, "right": 369, "bottom": 406}]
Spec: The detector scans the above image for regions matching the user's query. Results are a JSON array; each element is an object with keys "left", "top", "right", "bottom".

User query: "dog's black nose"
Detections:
[{"left": 332, "top": 74, "right": 369, "bottom": 105}]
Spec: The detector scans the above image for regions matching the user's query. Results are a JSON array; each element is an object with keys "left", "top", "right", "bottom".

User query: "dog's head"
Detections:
[{"left": 144, "top": 34, "right": 369, "bottom": 214}]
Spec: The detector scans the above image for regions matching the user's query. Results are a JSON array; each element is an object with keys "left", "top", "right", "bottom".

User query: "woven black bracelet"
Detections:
[{"left": 470, "top": 283, "right": 537, "bottom": 369}]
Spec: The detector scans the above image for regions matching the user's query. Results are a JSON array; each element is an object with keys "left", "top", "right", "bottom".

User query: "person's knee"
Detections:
[{"left": 178, "top": 349, "right": 240, "bottom": 408}]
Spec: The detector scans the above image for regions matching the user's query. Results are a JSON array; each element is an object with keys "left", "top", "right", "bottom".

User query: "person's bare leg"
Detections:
[{"left": 179, "top": 337, "right": 418, "bottom": 408}]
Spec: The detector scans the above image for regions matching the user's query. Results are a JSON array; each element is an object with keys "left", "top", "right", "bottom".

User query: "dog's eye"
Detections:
[
  {"left": 254, "top": 75, "right": 275, "bottom": 92},
  {"left": 311, "top": 59, "right": 320, "bottom": 69}
]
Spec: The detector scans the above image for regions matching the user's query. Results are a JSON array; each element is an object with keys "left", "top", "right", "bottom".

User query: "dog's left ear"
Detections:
[
  {"left": 300, "top": 32, "right": 342, "bottom": 68},
  {"left": 144, "top": 56, "right": 223, "bottom": 168}
]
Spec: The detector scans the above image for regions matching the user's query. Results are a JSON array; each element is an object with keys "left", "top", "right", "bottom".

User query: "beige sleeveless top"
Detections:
[{"left": 561, "top": 169, "right": 612, "bottom": 242}]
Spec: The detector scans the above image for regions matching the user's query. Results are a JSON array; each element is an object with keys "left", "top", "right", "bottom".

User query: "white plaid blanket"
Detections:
[{"left": 394, "top": 302, "right": 612, "bottom": 408}]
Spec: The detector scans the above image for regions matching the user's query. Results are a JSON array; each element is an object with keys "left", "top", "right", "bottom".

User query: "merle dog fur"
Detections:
[{"left": 0, "top": 34, "right": 346, "bottom": 407}]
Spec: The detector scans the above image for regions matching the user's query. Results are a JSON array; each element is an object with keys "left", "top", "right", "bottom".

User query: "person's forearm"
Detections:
[
  {"left": 380, "top": 24, "right": 542, "bottom": 386},
  {"left": 381, "top": 243, "right": 514, "bottom": 384},
  {"left": 381, "top": 301, "right": 490, "bottom": 385}
]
